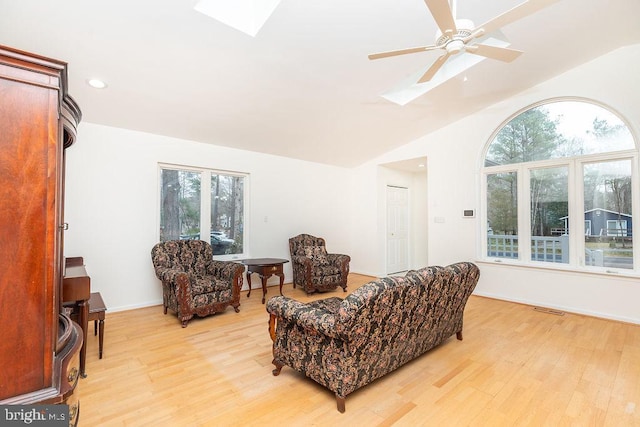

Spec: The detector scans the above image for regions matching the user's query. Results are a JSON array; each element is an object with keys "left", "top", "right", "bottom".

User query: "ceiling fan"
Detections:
[{"left": 368, "top": 0, "right": 559, "bottom": 83}]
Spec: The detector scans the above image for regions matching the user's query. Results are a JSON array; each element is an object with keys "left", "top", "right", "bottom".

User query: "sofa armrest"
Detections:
[{"left": 266, "top": 296, "right": 341, "bottom": 339}]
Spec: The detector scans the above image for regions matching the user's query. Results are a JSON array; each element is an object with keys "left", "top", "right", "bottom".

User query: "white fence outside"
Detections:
[{"left": 488, "top": 234, "right": 632, "bottom": 268}]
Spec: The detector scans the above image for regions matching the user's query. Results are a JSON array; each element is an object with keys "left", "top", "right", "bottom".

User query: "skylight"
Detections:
[{"left": 194, "top": 0, "right": 282, "bottom": 37}]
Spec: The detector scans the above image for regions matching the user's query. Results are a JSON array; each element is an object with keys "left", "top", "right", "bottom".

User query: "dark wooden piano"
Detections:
[{"left": 63, "top": 256, "right": 91, "bottom": 378}]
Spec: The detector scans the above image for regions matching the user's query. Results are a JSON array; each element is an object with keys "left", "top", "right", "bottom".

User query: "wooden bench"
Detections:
[{"left": 88, "top": 292, "right": 107, "bottom": 359}]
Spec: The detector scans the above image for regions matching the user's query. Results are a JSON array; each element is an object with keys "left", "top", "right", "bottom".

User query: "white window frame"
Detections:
[
  {"left": 158, "top": 163, "right": 250, "bottom": 261},
  {"left": 480, "top": 99, "right": 639, "bottom": 275}
]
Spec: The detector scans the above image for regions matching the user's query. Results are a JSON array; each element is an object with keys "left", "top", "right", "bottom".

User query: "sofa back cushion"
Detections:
[
  {"left": 335, "top": 262, "right": 479, "bottom": 361},
  {"left": 336, "top": 267, "right": 438, "bottom": 337},
  {"left": 329, "top": 270, "right": 437, "bottom": 380},
  {"left": 406, "top": 262, "right": 479, "bottom": 346}
]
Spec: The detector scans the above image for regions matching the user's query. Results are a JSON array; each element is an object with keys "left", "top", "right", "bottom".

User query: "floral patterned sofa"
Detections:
[
  {"left": 266, "top": 262, "right": 480, "bottom": 412},
  {"left": 151, "top": 240, "right": 245, "bottom": 327}
]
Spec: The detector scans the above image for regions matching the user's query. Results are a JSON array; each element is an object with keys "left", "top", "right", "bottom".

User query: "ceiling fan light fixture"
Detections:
[
  {"left": 435, "top": 18, "right": 475, "bottom": 47},
  {"left": 369, "top": 0, "right": 557, "bottom": 103},
  {"left": 446, "top": 39, "right": 465, "bottom": 55}
]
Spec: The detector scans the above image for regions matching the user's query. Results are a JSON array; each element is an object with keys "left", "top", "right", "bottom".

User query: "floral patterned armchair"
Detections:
[
  {"left": 288, "top": 234, "right": 350, "bottom": 294},
  {"left": 151, "top": 240, "right": 244, "bottom": 327}
]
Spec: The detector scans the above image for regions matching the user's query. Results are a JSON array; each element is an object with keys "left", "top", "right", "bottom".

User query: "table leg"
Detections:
[
  {"left": 98, "top": 319, "right": 104, "bottom": 359},
  {"left": 246, "top": 271, "right": 252, "bottom": 298},
  {"left": 278, "top": 273, "right": 285, "bottom": 295},
  {"left": 261, "top": 274, "right": 268, "bottom": 304},
  {"left": 78, "top": 301, "right": 88, "bottom": 378}
]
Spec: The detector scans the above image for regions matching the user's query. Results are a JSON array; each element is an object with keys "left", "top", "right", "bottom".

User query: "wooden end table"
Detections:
[
  {"left": 88, "top": 292, "right": 107, "bottom": 359},
  {"left": 241, "top": 258, "right": 289, "bottom": 304}
]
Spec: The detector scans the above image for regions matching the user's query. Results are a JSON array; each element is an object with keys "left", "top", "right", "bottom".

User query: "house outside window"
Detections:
[
  {"left": 607, "top": 219, "right": 628, "bottom": 236},
  {"left": 482, "top": 99, "right": 638, "bottom": 271},
  {"left": 159, "top": 165, "right": 247, "bottom": 258}
]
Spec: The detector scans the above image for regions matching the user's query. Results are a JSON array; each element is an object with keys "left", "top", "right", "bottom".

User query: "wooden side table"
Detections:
[
  {"left": 88, "top": 292, "right": 107, "bottom": 359},
  {"left": 241, "top": 258, "right": 289, "bottom": 304},
  {"left": 63, "top": 257, "right": 90, "bottom": 377}
]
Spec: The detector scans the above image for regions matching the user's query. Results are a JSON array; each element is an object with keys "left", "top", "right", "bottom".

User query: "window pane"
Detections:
[
  {"left": 486, "top": 101, "right": 634, "bottom": 166},
  {"left": 530, "top": 167, "right": 569, "bottom": 263},
  {"left": 583, "top": 160, "right": 633, "bottom": 269},
  {"left": 210, "top": 174, "right": 244, "bottom": 255},
  {"left": 160, "top": 169, "right": 201, "bottom": 241},
  {"left": 487, "top": 172, "right": 518, "bottom": 259}
]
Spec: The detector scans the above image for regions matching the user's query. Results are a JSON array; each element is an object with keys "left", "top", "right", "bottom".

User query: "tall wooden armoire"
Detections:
[{"left": 0, "top": 45, "right": 83, "bottom": 424}]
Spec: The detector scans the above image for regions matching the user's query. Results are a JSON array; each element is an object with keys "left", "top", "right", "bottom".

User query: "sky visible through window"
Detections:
[
  {"left": 542, "top": 101, "right": 634, "bottom": 155},
  {"left": 486, "top": 100, "right": 635, "bottom": 166}
]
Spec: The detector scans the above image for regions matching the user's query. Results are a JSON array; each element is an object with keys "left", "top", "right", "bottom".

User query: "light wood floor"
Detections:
[{"left": 78, "top": 274, "right": 640, "bottom": 426}]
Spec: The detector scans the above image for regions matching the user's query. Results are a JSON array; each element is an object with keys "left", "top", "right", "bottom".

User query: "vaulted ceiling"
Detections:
[{"left": 1, "top": 0, "right": 639, "bottom": 167}]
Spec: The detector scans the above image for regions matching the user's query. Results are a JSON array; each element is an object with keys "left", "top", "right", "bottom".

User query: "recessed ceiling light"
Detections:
[
  {"left": 87, "top": 79, "right": 107, "bottom": 89},
  {"left": 418, "top": 164, "right": 425, "bottom": 168}
]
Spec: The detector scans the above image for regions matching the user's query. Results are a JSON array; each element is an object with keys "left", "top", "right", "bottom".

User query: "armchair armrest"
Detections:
[
  {"left": 327, "top": 253, "right": 350, "bottom": 267},
  {"left": 154, "top": 266, "right": 190, "bottom": 286},
  {"left": 207, "top": 260, "right": 244, "bottom": 281},
  {"left": 291, "top": 255, "right": 313, "bottom": 278},
  {"left": 153, "top": 267, "right": 194, "bottom": 308},
  {"left": 291, "top": 255, "right": 312, "bottom": 268},
  {"left": 328, "top": 254, "right": 350, "bottom": 282},
  {"left": 266, "top": 296, "right": 341, "bottom": 339}
]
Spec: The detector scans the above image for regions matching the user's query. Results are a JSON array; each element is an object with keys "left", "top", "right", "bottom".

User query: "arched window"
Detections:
[{"left": 482, "top": 98, "right": 638, "bottom": 272}]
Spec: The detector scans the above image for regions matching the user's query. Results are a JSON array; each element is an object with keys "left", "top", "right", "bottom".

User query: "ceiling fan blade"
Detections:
[
  {"left": 424, "top": 0, "right": 457, "bottom": 37},
  {"left": 417, "top": 52, "right": 450, "bottom": 83},
  {"left": 465, "top": 44, "right": 523, "bottom": 62},
  {"left": 368, "top": 45, "right": 441, "bottom": 60},
  {"left": 475, "top": 0, "right": 562, "bottom": 35}
]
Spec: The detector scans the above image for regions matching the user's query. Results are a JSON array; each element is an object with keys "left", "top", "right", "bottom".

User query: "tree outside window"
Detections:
[{"left": 160, "top": 167, "right": 246, "bottom": 257}]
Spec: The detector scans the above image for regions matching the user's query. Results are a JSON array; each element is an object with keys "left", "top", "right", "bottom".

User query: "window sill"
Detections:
[{"left": 476, "top": 258, "right": 640, "bottom": 281}]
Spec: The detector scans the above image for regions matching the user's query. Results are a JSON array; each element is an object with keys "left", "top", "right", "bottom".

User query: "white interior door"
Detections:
[{"left": 387, "top": 185, "right": 409, "bottom": 275}]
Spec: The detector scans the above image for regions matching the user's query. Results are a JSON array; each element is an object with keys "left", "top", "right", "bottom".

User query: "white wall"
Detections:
[
  {"left": 353, "top": 45, "right": 640, "bottom": 324},
  {"left": 65, "top": 45, "right": 640, "bottom": 324},
  {"left": 64, "top": 124, "right": 353, "bottom": 311},
  {"left": 410, "top": 170, "right": 429, "bottom": 269}
]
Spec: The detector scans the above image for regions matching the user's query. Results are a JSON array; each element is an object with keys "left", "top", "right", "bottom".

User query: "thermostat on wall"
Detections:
[{"left": 463, "top": 209, "right": 475, "bottom": 218}]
